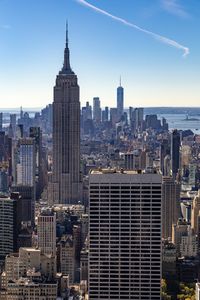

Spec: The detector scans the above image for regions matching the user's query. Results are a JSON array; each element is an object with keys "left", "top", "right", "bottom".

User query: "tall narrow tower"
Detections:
[
  {"left": 52, "top": 24, "right": 81, "bottom": 204},
  {"left": 171, "top": 129, "right": 180, "bottom": 179},
  {"left": 162, "top": 176, "right": 180, "bottom": 239},
  {"left": 117, "top": 77, "right": 124, "bottom": 120}
]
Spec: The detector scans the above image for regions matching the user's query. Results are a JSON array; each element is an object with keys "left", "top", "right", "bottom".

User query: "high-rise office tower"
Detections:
[
  {"left": 58, "top": 235, "right": 74, "bottom": 284},
  {"left": 0, "top": 195, "right": 18, "bottom": 266},
  {"left": 162, "top": 176, "right": 180, "bottom": 239},
  {"left": 164, "top": 154, "right": 171, "bottom": 177},
  {"left": 29, "top": 127, "right": 42, "bottom": 198},
  {"left": 16, "top": 124, "right": 23, "bottom": 139},
  {"left": 89, "top": 169, "right": 162, "bottom": 300},
  {"left": 160, "top": 139, "right": 170, "bottom": 175},
  {"left": 0, "top": 132, "right": 12, "bottom": 189},
  {"left": 124, "top": 151, "right": 143, "bottom": 170},
  {"left": 0, "top": 112, "right": 2, "bottom": 131},
  {"left": 117, "top": 78, "right": 124, "bottom": 120},
  {"left": 11, "top": 185, "right": 34, "bottom": 227},
  {"left": 37, "top": 209, "right": 56, "bottom": 257},
  {"left": 73, "top": 224, "right": 82, "bottom": 283},
  {"left": 85, "top": 101, "right": 92, "bottom": 120},
  {"left": 93, "top": 97, "right": 101, "bottom": 123},
  {"left": 138, "top": 108, "right": 144, "bottom": 129},
  {"left": 129, "top": 106, "right": 133, "bottom": 125},
  {"left": 145, "top": 114, "right": 161, "bottom": 130},
  {"left": 102, "top": 106, "right": 109, "bottom": 123},
  {"left": 12, "top": 136, "right": 36, "bottom": 228},
  {"left": 191, "top": 190, "right": 200, "bottom": 234},
  {"left": 172, "top": 219, "right": 197, "bottom": 257},
  {"left": 0, "top": 169, "right": 9, "bottom": 193},
  {"left": 52, "top": 24, "right": 82, "bottom": 204},
  {"left": 162, "top": 117, "right": 168, "bottom": 130},
  {"left": 10, "top": 113, "right": 17, "bottom": 138},
  {"left": 110, "top": 107, "right": 118, "bottom": 126},
  {"left": 80, "top": 247, "right": 88, "bottom": 282},
  {"left": 131, "top": 108, "right": 144, "bottom": 132},
  {"left": 171, "top": 129, "right": 180, "bottom": 178},
  {"left": 82, "top": 101, "right": 92, "bottom": 123},
  {"left": 41, "top": 104, "right": 53, "bottom": 134},
  {"left": 0, "top": 131, "right": 12, "bottom": 162},
  {"left": 16, "top": 138, "right": 36, "bottom": 187}
]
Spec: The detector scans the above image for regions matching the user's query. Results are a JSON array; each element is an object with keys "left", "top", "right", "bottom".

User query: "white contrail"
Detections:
[{"left": 76, "top": 0, "right": 189, "bottom": 57}]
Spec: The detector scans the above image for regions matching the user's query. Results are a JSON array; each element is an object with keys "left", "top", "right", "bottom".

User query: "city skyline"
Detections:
[
  {"left": 0, "top": 16, "right": 200, "bottom": 297},
  {"left": 0, "top": 0, "right": 199, "bottom": 108}
]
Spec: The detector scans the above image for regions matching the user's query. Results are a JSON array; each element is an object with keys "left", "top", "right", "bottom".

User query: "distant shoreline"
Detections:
[
  {"left": 1, "top": 106, "right": 200, "bottom": 116},
  {"left": 1, "top": 106, "right": 200, "bottom": 110},
  {"left": 0, "top": 107, "right": 42, "bottom": 111},
  {"left": 183, "top": 118, "right": 200, "bottom": 121}
]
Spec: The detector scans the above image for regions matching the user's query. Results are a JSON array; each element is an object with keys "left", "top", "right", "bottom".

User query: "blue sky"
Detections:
[{"left": 0, "top": 0, "right": 199, "bottom": 108}]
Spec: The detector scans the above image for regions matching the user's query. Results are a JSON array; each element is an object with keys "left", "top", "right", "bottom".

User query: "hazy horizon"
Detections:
[{"left": 1, "top": 106, "right": 200, "bottom": 111}]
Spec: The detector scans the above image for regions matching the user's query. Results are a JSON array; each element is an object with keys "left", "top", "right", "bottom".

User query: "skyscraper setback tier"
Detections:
[
  {"left": 89, "top": 169, "right": 162, "bottom": 300},
  {"left": 51, "top": 25, "right": 82, "bottom": 204}
]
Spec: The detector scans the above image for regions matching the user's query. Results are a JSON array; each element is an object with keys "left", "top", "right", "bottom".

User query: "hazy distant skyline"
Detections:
[{"left": 0, "top": 0, "right": 199, "bottom": 108}]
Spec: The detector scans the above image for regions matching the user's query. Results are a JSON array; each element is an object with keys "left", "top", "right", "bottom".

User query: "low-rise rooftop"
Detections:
[{"left": 90, "top": 167, "right": 160, "bottom": 175}]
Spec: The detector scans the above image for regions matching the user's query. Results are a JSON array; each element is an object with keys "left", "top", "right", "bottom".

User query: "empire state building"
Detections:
[{"left": 51, "top": 25, "right": 82, "bottom": 204}]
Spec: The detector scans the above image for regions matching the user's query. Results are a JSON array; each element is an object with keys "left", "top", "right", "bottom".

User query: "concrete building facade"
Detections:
[
  {"left": 89, "top": 169, "right": 162, "bottom": 300},
  {"left": 37, "top": 209, "right": 56, "bottom": 257}
]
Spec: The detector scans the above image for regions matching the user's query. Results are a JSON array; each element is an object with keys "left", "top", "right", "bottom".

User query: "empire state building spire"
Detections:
[
  {"left": 51, "top": 23, "right": 82, "bottom": 205},
  {"left": 60, "top": 22, "right": 74, "bottom": 75},
  {"left": 65, "top": 20, "right": 68, "bottom": 47}
]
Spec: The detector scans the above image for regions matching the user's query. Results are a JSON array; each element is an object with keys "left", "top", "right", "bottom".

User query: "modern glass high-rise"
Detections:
[
  {"left": 89, "top": 169, "right": 162, "bottom": 300},
  {"left": 14, "top": 138, "right": 36, "bottom": 225},
  {"left": 117, "top": 78, "right": 124, "bottom": 120},
  {"left": 16, "top": 138, "right": 36, "bottom": 187},
  {"left": 52, "top": 24, "right": 81, "bottom": 204},
  {"left": 93, "top": 97, "right": 101, "bottom": 123}
]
